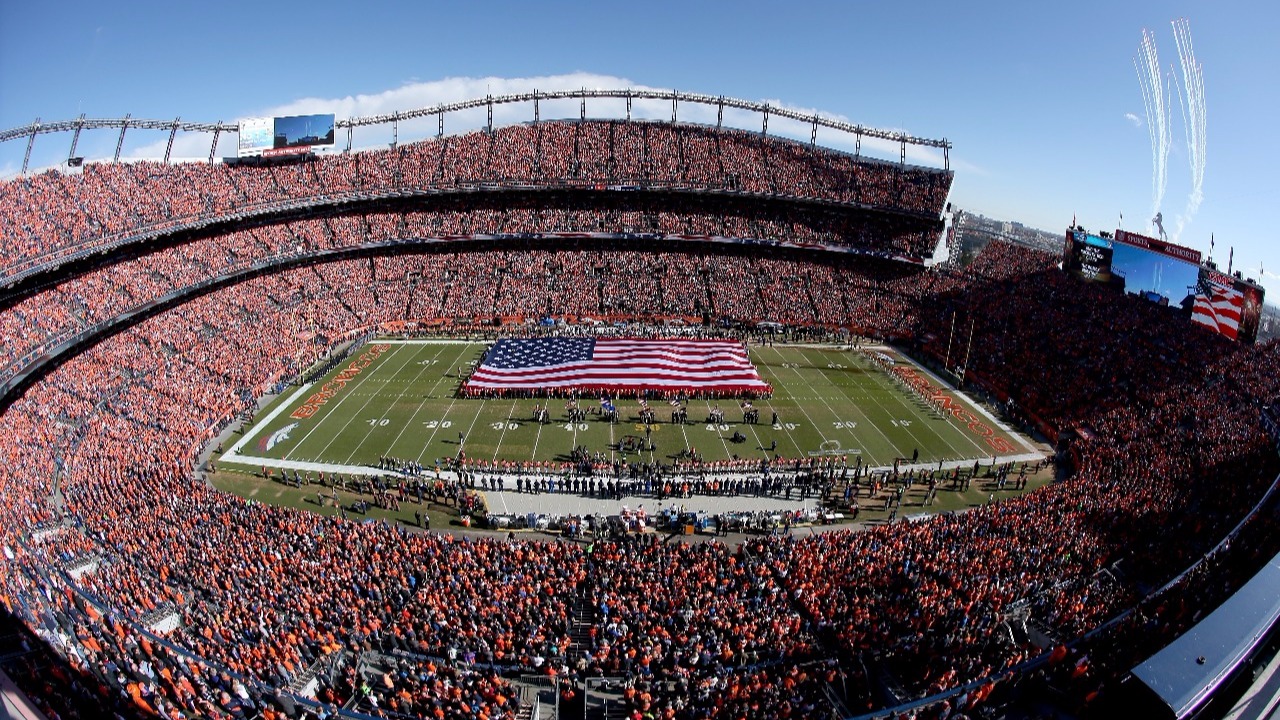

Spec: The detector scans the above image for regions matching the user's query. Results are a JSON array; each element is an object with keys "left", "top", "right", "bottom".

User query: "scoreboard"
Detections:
[{"left": 1063, "top": 230, "right": 1114, "bottom": 284}]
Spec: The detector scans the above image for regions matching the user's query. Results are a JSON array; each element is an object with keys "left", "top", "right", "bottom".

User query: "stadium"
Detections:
[{"left": 0, "top": 85, "right": 1278, "bottom": 720}]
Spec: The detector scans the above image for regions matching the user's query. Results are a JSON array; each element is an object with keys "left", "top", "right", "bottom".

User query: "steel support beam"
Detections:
[
  {"left": 22, "top": 117, "right": 39, "bottom": 174},
  {"left": 208, "top": 123, "right": 221, "bottom": 164},
  {"left": 113, "top": 114, "right": 130, "bottom": 163},
  {"left": 163, "top": 117, "right": 180, "bottom": 164},
  {"left": 68, "top": 114, "right": 85, "bottom": 164},
  {"left": 0, "top": 89, "right": 956, "bottom": 169}
]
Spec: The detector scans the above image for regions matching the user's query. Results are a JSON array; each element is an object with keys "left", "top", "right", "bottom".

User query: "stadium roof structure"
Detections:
[
  {"left": 0, "top": 88, "right": 952, "bottom": 173},
  {"left": 1132, "top": 550, "right": 1280, "bottom": 719}
]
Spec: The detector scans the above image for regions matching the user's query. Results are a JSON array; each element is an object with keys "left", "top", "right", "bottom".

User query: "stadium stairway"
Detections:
[{"left": 569, "top": 592, "right": 596, "bottom": 668}]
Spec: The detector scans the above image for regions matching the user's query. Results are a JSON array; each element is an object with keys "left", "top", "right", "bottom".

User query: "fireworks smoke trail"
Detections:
[
  {"left": 1171, "top": 17, "right": 1207, "bottom": 241},
  {"left": 1134, "top": 29, "right": 1171, "bottom": 222}
]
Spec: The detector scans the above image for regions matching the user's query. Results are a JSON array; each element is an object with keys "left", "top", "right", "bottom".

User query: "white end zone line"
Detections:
[{"left": 224, "top": 383, "right": 314, "bottom": 457}]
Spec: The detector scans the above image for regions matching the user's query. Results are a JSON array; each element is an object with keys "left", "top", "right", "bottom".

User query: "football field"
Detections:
[{"left": 218, "top": 339, "right": 1035, "bottom": 477}]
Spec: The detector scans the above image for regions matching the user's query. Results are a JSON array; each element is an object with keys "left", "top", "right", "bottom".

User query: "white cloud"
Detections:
[
  {"left": 1124, "top": 112, "right": 1142, "bottom": 127},
  {"left": 123, "top": 73, "right": 942, "bottom": 166}
]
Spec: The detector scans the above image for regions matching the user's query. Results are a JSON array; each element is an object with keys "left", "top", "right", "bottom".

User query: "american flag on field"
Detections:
[
  {"left": 1191, "top": 272, "right": 1244, "bottom": 340},
  {"left": 462, "top": 337, "right": 772, "bottom": 395}
]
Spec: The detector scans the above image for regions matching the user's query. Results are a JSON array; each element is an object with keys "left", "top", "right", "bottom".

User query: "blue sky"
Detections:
[{"left": 2, "top": 0, "right": 1277, "bottom": 297}]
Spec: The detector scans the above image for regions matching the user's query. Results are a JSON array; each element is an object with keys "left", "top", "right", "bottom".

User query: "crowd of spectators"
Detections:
[
  {"left": 0, "top": 120, "right": 952, "bottom": 279},
  {"left": 0, "top": 221, "right": 938, "bottom": 385},
  {"left": 1, "top": 194, "right": 1279, "bottom": 720}
]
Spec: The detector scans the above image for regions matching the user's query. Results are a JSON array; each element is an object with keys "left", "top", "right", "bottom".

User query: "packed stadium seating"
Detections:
[
  {"left": 0, "top": 216, "right": 936, "bottom": 385},
  {"left": 2, "top": 121, "right": 1279, "bottom": 720},
  {"left": 0, "top": 120, "right": 951, "bottom": 282}
]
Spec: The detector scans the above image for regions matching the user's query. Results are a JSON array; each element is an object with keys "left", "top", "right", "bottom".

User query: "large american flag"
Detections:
[{"left": 462, "top": 337, "right": 771, "bottom": 395}]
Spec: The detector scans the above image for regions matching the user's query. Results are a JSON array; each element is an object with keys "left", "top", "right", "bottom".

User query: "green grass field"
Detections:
[{"left": 217, "top": 339, "right": 1032, "bottom": 476}]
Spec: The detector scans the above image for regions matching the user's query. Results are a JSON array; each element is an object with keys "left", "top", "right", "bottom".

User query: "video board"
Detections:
[
  {"left": 1192, "top": 266, "right": 1265, "bottom": 344},
  {"left": 1109, "top": 230, "right": 1201, "bottom": 306},
  {"left": 1063, "top": 230, "right": 1115, "bottom": 284},
  {"left": 1064, "top": 226, "right": 1264, "bottom": 343},
  {"left": 238, "top": 117, "right": 274, "bottom": 156},
  {"left": 238, "top": 113, "right": 336, "bottom": 157}
]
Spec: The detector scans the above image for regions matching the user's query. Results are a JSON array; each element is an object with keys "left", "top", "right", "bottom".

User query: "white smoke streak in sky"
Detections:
[
  {"left": 1134, "top": 29, "right": 1171, "bottom": 223},
  {"left": 1171, "top": 17, "right": 1207, "bottom": 241}
]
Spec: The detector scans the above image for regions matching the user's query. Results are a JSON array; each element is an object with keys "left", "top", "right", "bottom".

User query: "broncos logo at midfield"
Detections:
[{"left": 257, "top": 422, "right": 300, "bottom": 453}]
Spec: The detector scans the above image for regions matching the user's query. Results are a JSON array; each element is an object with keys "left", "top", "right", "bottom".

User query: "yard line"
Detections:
[
  {"left": 530, "top": 412, "right": 545, "bottom": 461},
  {"left": 360, "top": 342, "right": 458, "bottom": 463},
  {"left": 862, "top": 356, "right": 983, "bottom": 460},
  {"left": 749, "top": 349, "right": 804, "bottom": 456},
  {"left": 607, "top": 412, "right": 616, "bottom": 463},
  {"left": 491, "top": 399, "right": 521, "bottom": 462},
  {"left": 781, "top": 346, "right": 894, "bottom": 467},
  {"left": 759, "top": 346, "right": 839, "bottom": 458},
  {"left": 283, "top": 344, "right": 408, "bottom": 460},
  {"left": 414, "top": 343, "right": 488, "bottom": 463},
  {"left": 698, "top": 398, "right": 735, "bottom": 458},
  {"left": 871, "top": 347, "right": 1009, "bottom": 460},
  {"left": 675, "top": 414, "right": 692, "bottom": 457},
  {"left": 827, "top": 348, "right": 968, "bottom": 462},
  {"left": 310, "top": 344, "right": 426, "bottom": 464},
  {"left": 739, "top": 413, "right": 770, "bottom": 458}
]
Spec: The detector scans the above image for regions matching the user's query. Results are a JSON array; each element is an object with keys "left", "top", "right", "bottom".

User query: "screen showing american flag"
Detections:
[
  {"left": 1191, "top": 279, "right": 1244, "bottom": 340},
  {"left": 462, "top": 337, "right": 771, "bottom": 396}
]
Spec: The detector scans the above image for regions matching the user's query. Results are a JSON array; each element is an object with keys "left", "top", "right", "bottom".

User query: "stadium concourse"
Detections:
[{"left": 0, "top": 121, "right": 1276, "bottom": 720}]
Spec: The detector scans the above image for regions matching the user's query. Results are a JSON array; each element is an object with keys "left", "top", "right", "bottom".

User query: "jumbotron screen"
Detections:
[
  {"left": 238, "top": 113, "right": 336, "bottom": 157},
  {"left": 1063, "top": 230, "right": 1115, "bottom": 284},
  {"left": 1063, "top": 228, "right": 1264, "bottom": 343}
]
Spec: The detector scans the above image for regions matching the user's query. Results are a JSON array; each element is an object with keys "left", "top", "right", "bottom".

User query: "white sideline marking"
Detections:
[{"left": 224, "top": 383, "right": 315, "bottom": 457}]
